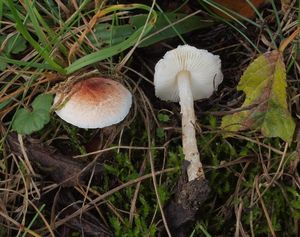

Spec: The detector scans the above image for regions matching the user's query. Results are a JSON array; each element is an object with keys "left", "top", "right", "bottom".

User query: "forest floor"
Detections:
[{"left": 1, "top": 0, "right": 300, "bottom": 236}]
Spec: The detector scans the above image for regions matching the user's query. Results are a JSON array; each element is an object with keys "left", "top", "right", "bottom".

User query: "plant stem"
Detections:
[{"left": 177, "top": 71, "right": 205, "bottom": 181}]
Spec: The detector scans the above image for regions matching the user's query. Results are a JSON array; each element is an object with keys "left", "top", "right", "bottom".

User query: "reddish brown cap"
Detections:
[{"left": 54, "top": 77, "right": 132, "bottom": 128}]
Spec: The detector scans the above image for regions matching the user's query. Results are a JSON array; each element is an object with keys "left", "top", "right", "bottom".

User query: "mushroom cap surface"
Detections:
[
  {"left": 54, "top": 77, "right": 132, "bottom": 129},
  {"left": 154, "top": 45, "right": 223, "bottom": 102}
]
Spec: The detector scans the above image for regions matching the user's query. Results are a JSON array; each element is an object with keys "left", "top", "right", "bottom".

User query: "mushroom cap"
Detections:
[
  {"left": 154, "top": 45, "right": 223, "bottom": 102},
  {"left": 54, "top": 77, "right": 132, "bottom": 129}
]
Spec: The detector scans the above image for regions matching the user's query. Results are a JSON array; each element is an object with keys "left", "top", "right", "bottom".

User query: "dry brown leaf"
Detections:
[{"left": 210, "top": 0, "right": 266, "bottom": 19}]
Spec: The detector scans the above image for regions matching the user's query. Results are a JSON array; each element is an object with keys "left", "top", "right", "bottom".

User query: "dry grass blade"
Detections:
[
  {"left": 0, "top": 211, "right": 41, "bottom": 237},
  {"left": 45, "top": 168, "right": 176, "bottom": 231},
  {"left": 129, "top": 158, "right": 146, "bottom": 225},
  {"left": 250, "top": 142, "right": 289, "bottom": 207},
  {"left": 255, "top": 177, "right": 276, "bottom": 237},
  {"left": 0, "top": 188, "right": 55, "bottom": 236}
]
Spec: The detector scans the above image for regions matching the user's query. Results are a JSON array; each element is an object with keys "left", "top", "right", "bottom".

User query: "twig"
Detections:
[{"left": 73, "top": 145, "right": 165, "bottom": 158}]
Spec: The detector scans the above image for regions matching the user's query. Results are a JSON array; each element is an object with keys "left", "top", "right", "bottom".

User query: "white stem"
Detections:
[{"left": 177, "top": 71, "right": 204, "bottom": 181}]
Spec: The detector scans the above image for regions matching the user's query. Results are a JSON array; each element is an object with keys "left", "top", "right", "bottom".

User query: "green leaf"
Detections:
[
  {"left": 0, "top": 34, "right": 27, "bottom": 54},
  {"left": 291, "top": 200, "right": 300, "bottom": 209},
  {"left": 131, "top": 13, "right": 213, "bottom": 47},
  {"left": 0, "top": 34, "right": 27, "bottom": 70},
  {"left": 65, "top": 3, "right": 157, "bottom": 74},
  {"left": 0, "top": 58, "right": 7, "bottom": 71},
  {"left": 0, "top": 98, "right": 13, "bottom": 110},
  {"left": 65, "top": 26, "right": 147, "bottom": 74},
  {"left": 88, "top": 23, "right": 135, "bottom": 48},
  {"left": 6, "top": 0, "right": 65, "bottom": 73},
  {"left": 12, "top": 94, "right": 53, "bottom": 135},
  {"left": 221, "top": 50, "right": 295, "bottom": 143},
  {"left": 31, "top": 93, "right": 53, "bottom": 110},
  {"left": 156, "top": 127, "right": 165, "bottom": 139},
  {"left": 87, "top": 13, "right": 212, "bottom": 49},
  {"left": 158, "top": 113, "right": 170, "bottom": 122},
  {"left": 0, "top": 55, "right": 54, "bottom": 70}
]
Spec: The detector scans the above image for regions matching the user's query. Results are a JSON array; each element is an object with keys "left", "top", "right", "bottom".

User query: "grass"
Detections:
[{"left": 1, "top": 0, "right": 300, "bottom": 236}]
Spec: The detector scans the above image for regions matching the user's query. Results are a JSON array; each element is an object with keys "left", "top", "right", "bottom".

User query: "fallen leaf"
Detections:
[
  {"left": 221, "top": 50, "right": 295, "bottom": 143},
  {"left": 209, "top": 0, "right": 266, "bottom": 19}
]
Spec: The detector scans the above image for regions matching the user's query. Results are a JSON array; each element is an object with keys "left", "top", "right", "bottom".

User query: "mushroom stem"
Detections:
[{"left": 177, "top": 71, "right": 205, "bottom": 181}]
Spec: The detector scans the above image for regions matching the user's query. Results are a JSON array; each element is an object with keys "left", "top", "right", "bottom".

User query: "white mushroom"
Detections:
[
  {"left": 154, "top": 45, "right": 223, "bottom": 181},
  {"left": 54, "top": 77, "right": 132, "bottom": 129}
]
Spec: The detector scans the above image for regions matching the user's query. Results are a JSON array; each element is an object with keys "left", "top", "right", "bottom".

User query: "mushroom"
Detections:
[
  {"left": 154, "top": 45, "right": 223, "bottom": 181},
  {"left": 54, "top": 77, "right": 132, "bottom": 129}
]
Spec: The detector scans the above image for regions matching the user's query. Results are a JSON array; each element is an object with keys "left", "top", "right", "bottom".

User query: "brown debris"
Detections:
[
  {"left": 163, "top": 160, "right": 210, "bottom": 237},
  {"left": 7, "top": 133, "right": 103, "bottom": 187}
]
